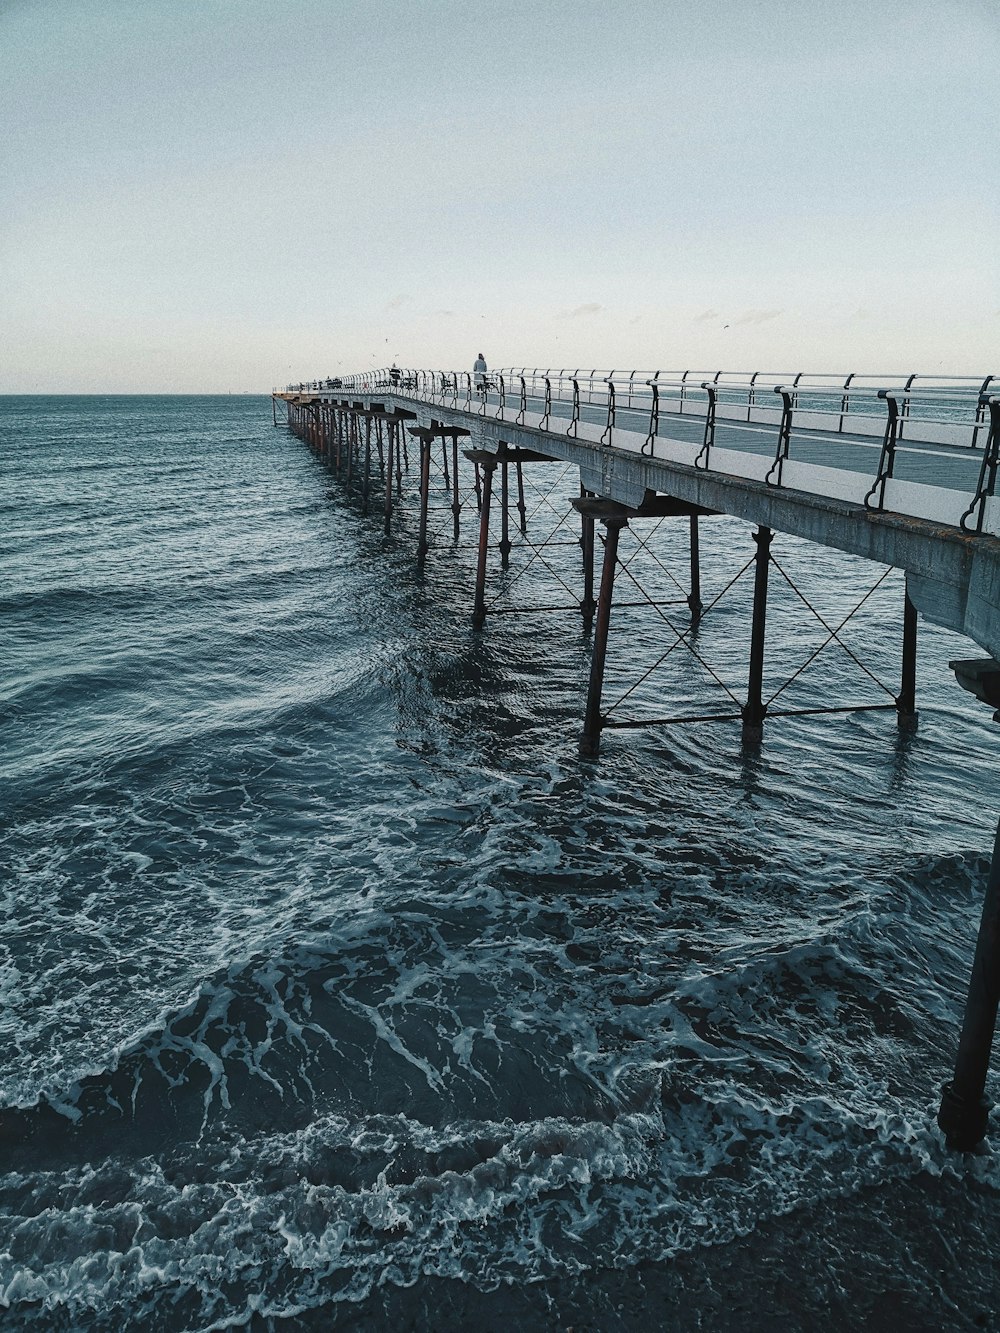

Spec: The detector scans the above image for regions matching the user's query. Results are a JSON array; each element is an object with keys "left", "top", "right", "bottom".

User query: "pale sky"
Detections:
[{"left": 1, "top": 0, "right": 997, "bottom": 392}]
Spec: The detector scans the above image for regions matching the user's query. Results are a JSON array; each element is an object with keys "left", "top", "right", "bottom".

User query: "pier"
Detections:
[{"left": 273, "top": 364, "right": 1000, "bottom": 1152}]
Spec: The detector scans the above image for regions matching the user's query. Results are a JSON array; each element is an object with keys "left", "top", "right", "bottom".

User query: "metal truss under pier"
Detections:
[{"left": 274, "top": 371, "right": 1000, "bottom": 1158}]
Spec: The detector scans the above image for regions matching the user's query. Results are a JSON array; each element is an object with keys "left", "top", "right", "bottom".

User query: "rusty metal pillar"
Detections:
[
  {"left": 688, "top": 514, "right": 703, "bottom": 620},
  {"left": 499, "top": 458, "right": 511, "bottom": 568},
  {"left": 742, "top": 525, "right": 772, "bottom": 740},
  {"left": 938, "top": 659, "right": 1000, "bottom": 1150},
  {"left": 415, "top": 421, "right": 436, "bottom": 573},
  {"left": 579, "top": 514, "right": 628, "bottom": 759},
  {"left": 451, "top": 432, "right": 461, "bottom": 541},
  {"left": 472, "top": 454, "right": 498, "bottom": 629},
  {"left": 896, "top": 591, "right": 918, "bottom": 729},
  {"left": 939, "top": 816, "right": 1000, "bottom": 1150},
  {"left": 375, "top": 417, "right": 386, "bottom": 481},
  {"left": 473, "top": 460, "right": 483, "bottom": 512},
  {"left": 580, "top": 491, "right": 596, "bottom": 633},
  {"left": 383, "top": 421, "right": 395, "bottom": 535},
  {"left": 345, "top": 413, "right": 355, "bottom": 492},
  {"left": 362, "top": 416, "right": 372, "bottom": 515}
]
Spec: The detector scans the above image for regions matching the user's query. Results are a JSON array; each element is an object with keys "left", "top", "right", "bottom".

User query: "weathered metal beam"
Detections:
[
  {"left": 950, "top": 658, "right": 1000, "bottom": 713},
  {"left": 572, "top": 494, "right": 716, "bottom": 522}
]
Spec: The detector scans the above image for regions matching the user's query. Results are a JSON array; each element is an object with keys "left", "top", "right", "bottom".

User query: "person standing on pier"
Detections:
[{"left": 474, "top": 352, "right": 488, "bottom": 393}]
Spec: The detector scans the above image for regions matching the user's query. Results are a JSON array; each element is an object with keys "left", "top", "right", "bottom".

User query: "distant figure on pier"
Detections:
[
  {"left": 389, "top": 364, "right": 401, "bottom": 386},
  {"left": 474, "top": 353, "right": 488, "bottom": 394}
]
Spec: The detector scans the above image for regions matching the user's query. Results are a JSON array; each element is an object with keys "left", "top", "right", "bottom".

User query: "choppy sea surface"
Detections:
[{"left": 2, "top": 394, "right": 998, "bottom": 1331}]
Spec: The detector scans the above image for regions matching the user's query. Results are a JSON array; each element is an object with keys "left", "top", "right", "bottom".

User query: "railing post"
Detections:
[
  {"left": 865, "top": 391, "right": 900, "bottom": 511},
  {"left": 643, "top": 374, "right": 660, "bottom": 455},
  {"left": 961, "top": 398, "right": 1000, "bottom": 534},
  {"left": 973, "top": 376, "right": 995, "bottom": 449},
  {"left": 765, "top": 387, "right": 793, "bottom": 486},
  {"left": 696, "top": 383, "right": 717, "bottom": 469},
  {"left": 600, "top": 378, "right": 615, "bottom": 446},
  {"left": 541, "top": 377, "right": 552, "bottom": 430},
  {"left": 838, "top": 372, "right": 856, "bottom": 434}
]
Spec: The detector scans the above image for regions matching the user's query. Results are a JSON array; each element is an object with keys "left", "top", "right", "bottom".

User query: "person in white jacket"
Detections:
[{"left": 473, "top": 353, "right": 488, "bottom": 391}]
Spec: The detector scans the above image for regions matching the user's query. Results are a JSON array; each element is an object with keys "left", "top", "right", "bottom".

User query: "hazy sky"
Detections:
[{"left": 2, "top": 0, "right": 998, "bottom": 391}]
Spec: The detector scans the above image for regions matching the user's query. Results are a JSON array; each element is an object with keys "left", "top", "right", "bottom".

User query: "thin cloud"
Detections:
[
  {"left": 734, "top": 308, "right": 783, "bottom": 326},
  {"left": 384, "top": 294, "right": 409, "bottom": 311},
  {"left": 693, "top": 308, "right": 721, "bottom": 322},
  {"left": 564, "top": 303, "right": 603, "bottom": 318}
]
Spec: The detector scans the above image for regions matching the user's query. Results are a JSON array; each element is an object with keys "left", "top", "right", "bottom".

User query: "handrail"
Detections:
[{"left": 284, "top": 364, "right": 999, "bottom": 534}]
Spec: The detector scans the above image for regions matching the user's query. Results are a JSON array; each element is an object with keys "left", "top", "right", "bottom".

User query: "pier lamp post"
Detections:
[{"left": 938, "top": 657, "right": 1000, "bottom": 1150}]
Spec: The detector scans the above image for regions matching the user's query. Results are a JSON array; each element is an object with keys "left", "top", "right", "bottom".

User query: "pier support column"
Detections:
[
  {"left": 451, "top": 433, "right": 461, "bottom": 541},
  {"left": 688, "top": 514, "right": 704, "bottom": 620},
  {"left": 499, "top": 458, "right": 512, "bottom": 568},
  {"left": 415, "top": 421, "right": 436, "bottom": 573},
  {"left": 516, "top": 460, "right": 527, "bottom": 534},
  {"left": 580, "top": 493, "right": 597, "bottom": 633},
  {"left": 938, "top": 658, "right": 1000, "bottom": 1150},
  {"left": 896, "top": 591, "right": 919, "bottom": 729},
  {"left": 441, "top": 437, "right": 451, "bottom": 495},
  {"left": 345, "top": 413, "right": 355, "bottom": 492},
  {"left": 742, "top": 525, "right": 773, "bottom": 741},
  {"left": 473, "top": 455, "right": 498, "bottom": 629},
  {"left": 383, "top": 421, "right": 395, "bottom": 535},
  {"left": 939, "top": 816, "right": 1000, "bottom": 1150},
  {"left": 579, "top": 515, "right": 628, "bottom": 759},
  {"left": 362, "top": 417, "right": 372, "bottom": 516},
  {"left": 375, "top": 417, "right": 386, "bottom": 481},
  {"left": 272, "top": 395, "right": 278, "bottom": 426}
]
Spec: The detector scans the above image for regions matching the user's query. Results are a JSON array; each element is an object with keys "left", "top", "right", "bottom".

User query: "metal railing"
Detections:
[{"left": 283, "top": 367, "right": 999, "bottom": 534}]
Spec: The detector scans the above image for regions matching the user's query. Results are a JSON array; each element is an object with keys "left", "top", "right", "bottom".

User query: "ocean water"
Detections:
[{"left": 1, "top": 394, "right": 998, "bottom": 1331}]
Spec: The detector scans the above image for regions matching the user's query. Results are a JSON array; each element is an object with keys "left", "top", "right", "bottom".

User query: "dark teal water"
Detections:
[{"left": 1, "top": 395, "right": 998, "bottom": 1330}]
